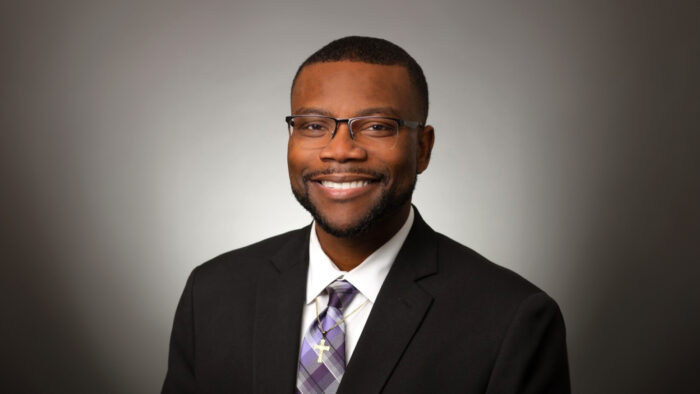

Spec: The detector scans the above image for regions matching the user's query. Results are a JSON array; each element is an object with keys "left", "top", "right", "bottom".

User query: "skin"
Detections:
[{"left": 288, "top": 61, "right": 435, "bottom": 271}]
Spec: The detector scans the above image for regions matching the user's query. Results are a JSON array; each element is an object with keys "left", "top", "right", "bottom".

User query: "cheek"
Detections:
[
  {"left": 287, "top": 144, "right": 313, "bottom": 185},
  {"left": 287, "top": 146, "right": 301, "bottom": 179},
  {"left": 385, "top": 140, "right": 418, "bottom": 181}
]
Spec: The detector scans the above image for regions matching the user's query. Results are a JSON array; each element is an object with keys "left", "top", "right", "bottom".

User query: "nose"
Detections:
[{"left": 319, "top": 122, "right": 367, "bottom": 162}]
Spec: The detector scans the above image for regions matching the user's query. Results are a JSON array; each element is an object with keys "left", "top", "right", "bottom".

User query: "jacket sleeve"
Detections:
[
  {"left": 162, "top": 269, "right": 197, "bottom": 394},
  {"left": 485, "top": 291, "right": 571, "bottom": 394}
]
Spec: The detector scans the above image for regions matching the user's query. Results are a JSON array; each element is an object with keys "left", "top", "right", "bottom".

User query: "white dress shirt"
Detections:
[{"left": 300, "top": 207, "right": 414, "bottom": 362}]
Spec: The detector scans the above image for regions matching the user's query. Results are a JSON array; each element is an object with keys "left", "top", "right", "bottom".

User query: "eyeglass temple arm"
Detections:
[{"left": 400, "top": 120, "right": 424, "bottom": 129}]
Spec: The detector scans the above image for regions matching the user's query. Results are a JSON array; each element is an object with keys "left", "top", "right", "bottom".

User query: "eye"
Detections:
[
  {"left": 303, "top": 122, "right": 326, "bottom": 131},
  {"left": 354, "top": 118, "right": 398, "bottom": 138},
  {"left": 293, "top": 117, "right": 332, "bottom": 138},
  {"left": 368, "top": 123, "right": 391, "bottom": 131}
]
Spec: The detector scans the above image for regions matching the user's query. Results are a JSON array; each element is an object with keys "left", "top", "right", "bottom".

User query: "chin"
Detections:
[
  {"left": 298, "top": 194, "right": 392, "bottom": 239},
  {"left": 292, "top": 175, "right": 416, "bottom": 239},
  {"left": 314, "top": 215, "right": 376, "bottom": 238}
]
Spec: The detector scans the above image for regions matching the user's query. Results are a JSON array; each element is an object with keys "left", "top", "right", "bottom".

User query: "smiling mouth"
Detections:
[
  {"left": 319, "top": 180, "right": 373, "bottom": 189},
  {"left": 307, "top": 173, "right": 382, "bottom": 199}
]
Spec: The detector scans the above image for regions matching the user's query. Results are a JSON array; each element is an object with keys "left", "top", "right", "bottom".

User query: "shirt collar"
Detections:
[{"left": 305, "top": 207, "right": 415, "bottom": 304}]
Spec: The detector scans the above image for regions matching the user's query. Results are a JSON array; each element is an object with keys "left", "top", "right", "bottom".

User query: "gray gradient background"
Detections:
[{"left": 2, "top": 1, "right": 699, "bottom": 393}]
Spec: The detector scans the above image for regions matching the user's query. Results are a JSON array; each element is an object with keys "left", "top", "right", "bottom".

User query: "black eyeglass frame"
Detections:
[{"left": 284, "top": 115, "right": 424, "bottom": 140}]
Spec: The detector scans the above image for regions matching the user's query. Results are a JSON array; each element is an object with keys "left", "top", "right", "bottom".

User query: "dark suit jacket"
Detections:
[{"left": 162, "top": 209, "right": 570, "bottom": 393}]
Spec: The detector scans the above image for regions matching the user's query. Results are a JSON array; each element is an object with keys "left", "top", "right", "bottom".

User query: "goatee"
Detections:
[{"left": 292, "top": 174, "right": 416, "bottom": 238}]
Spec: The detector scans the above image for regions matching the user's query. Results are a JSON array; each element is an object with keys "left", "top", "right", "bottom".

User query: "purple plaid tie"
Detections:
[{"left": 296, "top": 280, "right": 359, "bottom": 394}]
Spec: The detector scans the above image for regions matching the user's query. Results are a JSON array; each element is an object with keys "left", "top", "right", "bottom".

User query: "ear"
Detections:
[{"left": 416, "top": 125, "right": 435, "bottom": 174}]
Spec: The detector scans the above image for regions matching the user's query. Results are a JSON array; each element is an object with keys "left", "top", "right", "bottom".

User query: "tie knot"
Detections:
[{"left": 326, "top": 280, "right": 358, "bottom": 312}]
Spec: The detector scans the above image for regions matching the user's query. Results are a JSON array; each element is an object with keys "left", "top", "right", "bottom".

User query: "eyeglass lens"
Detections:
[{"left": 288, "top": 116, "right": 400, "bottom": 149}]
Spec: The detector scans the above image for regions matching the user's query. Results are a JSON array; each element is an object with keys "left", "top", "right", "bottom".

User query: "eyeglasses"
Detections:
[{"left": 285, "top": 115, "right": 423, "bottom": 149}]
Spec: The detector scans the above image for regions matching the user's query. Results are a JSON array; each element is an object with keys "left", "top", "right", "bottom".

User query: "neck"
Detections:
[{"left": 315, "top": 204, "right": 411, "bottom": 271}]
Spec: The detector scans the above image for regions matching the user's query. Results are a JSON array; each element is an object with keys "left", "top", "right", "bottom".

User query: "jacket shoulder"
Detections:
[
  {"left": 432, "top": 231, "right": 545, "bottom": 300},
  {"left": 193, "top": 225, "right": 310, "bottom": 280}
]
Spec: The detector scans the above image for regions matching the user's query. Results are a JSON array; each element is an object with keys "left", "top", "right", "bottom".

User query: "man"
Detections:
[{"left": 162, "top": 36, "right": 570, "bottom": 394}]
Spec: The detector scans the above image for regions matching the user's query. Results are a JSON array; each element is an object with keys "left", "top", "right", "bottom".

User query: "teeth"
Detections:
[{"left": 320, "top": 180, "right": 370, "bottom": 189}]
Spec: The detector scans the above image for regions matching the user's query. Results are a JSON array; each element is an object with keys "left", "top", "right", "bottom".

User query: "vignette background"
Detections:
[{"left": 2, "top": 1, "right": 698, "bottom": 393}]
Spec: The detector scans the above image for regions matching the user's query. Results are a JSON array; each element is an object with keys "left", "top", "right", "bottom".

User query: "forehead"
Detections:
[{"left": 291, "top": 61, "right": 419, "bottom": 117}]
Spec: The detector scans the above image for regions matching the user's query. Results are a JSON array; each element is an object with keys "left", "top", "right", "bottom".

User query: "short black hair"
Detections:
[{"left": 291, "top": 36, "right": 429, "bottom": 122}]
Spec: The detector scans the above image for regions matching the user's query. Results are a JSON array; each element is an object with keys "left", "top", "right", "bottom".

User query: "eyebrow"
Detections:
[
  {"left": 294, "top": 107, "right": 334, "bottom": 116},
  {"left": 293, "top": 106, "right": 402, "bottom": 118},
  {"left": 355, "top": 107, "right": 401, "bottom": 118}
]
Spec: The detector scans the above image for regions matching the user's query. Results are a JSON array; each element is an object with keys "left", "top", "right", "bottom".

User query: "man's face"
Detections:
[{"left": 288, "top": 61, "right": 433, "bottom": 237}]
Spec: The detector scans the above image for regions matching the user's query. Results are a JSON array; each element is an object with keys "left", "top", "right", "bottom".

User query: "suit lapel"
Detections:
[
  {"left": 339, "top": 210, "right": 438, "bottom": 393},
  {"left": 252, "top": 226, "right": 310, "bottom": 393}
]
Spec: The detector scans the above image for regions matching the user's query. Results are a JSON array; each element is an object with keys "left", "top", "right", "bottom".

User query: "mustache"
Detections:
[{"left": 302, "top": 167, "right": 386, "bottom": 183}]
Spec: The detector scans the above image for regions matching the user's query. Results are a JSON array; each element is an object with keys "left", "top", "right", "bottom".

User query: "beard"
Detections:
[{"left": 292, "top": 171, "right": 417, "bottom": 238}]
